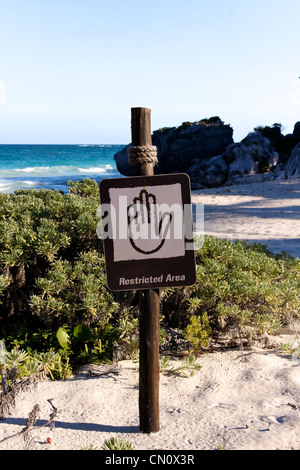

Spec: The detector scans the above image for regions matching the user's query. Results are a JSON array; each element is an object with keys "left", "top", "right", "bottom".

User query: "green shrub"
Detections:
[
  {"left": 29, "top": 250, "right": 118, "bottom": 326},
  {"left": 1, "top": 347, "right": 69, "bottom": 382},
  {"left": 254, "top": 123, "right": 283, "bottom": 140},
  {"left": 67, "top": 178, "right": 99, "bottom": 198},
  {"left": 183, "top": 313, "right": 212, "bottom": 353},
  {"left": 162, "top": 236, "right": 299, "bottom": 345},
  {"left": 0, "top": 180, "right": 127, "bottom": 365},
  {"left": 0, "top": 183, "right": 103, "bottom": 323},
  {"left": 1, "top": 181, "right": 299, "bottom": 365}
]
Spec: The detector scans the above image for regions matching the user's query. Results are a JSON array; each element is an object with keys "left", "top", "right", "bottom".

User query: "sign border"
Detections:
[{"left": 99, "top": 173, "right": 196, "bottom": 292}]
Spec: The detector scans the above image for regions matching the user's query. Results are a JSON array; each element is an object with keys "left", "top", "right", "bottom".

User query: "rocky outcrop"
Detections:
[
  {"left": 186, "top": 155, "right": 229, "bottom": 190},
  {"left": 184, "top": 122, "right": 300, "bottom": 188},
  {"left": 114, "top": 118, "right": 300, "bottom": 190},
  {"left": 114, "top": 117, "right": 233, "bottom": 177},
  {"left": 293, "top": 122, "right": 300, "bottom": 140},
  {"left": 253, "top": 122, "right": 300, "bottom": 165},
  {"left": 186, "top": 132, "right": 279, "bottom": 189},
  {"left": 285, "top": 143, "right": 300, "bottom": 178},
  {"left": 226, "top": 132, "right": 279, "bottom": 182}
]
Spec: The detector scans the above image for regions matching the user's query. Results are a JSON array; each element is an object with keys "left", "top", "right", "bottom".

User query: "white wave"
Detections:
[
  {"left": 0, "top": 164, "right": 115, "bottom": 177},
  {"left": 0, "top": 183, "right": 11, "bottom": 192},
  {"left": 78, "top": 144, "right": 107, "bottom": 147},
  {"left": 77, "top": 165, "right": 113, "bottom": 174},
  {"left": 0, "top": 179, "right": 37, "bottom": 193},
  {"left": 0, "top": 166, "right": 52, "bottom": 176},
  {"left": 15, "top": 166, "right": 51, "bottom": 173}
]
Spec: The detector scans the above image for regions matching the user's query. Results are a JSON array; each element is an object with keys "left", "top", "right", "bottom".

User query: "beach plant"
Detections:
[
  {"left": 29, "top": 251, "right": 119, "bottom": 326},
  {"left": 280, "top": 343, "right": 296, "bottom": 356},
  {"left": 1, "top": 181, "right": 300, "bottom": 366},
  {"left": 54, "top": 317, "right": 138, "bottom": 366},
  {"left": 0, "top": 183, "right": 102, "bottom": 322},
  {"left": 5, "top": 349, "right": 29, "bottom": 368},
  {"left": 162, "top": 235, "right": 300, "bottom": 346},
  {"left": 82, "top": 443, "right": 100, "bottom": 450},
  {"left": 280, "top": 341, "right": 300, "bottom": 361},
  {"left": 23, "top": 359, "right": 44, "bottom": 378},
  {"left": 0, "top": 275, "right": 10, "bottom": 305},
  {"left": 56, "top": 327, "right": 71, "bottom": 350},
  {"left": 160, "top": 355, "right": 201, "bottom": 377},
  {"left": 116, "top": 309, "right": 139, "bottom": 358},
  {"left": 0, "top": 349, "right": 56, "bottom": 420},
  {"left": 183, "top": 313, "right": 212, "bottom": 353},
  {"left": 67, "top": 178, "right": 99, "bottom": 198},
  {"left": 3, "top": 347, "right": 69, "bottom": 382},
  {"left": 166, "top": 355, "right": 202, "bottom": 377},
  {"left": 160, "top": 355, "right": 171, "bottom": 372},
  {"left": 101, "top": 437, "right": 135, "bottom": 450},
  {"left": 36, "top": 351, "right": 61, "bottom": 380}
]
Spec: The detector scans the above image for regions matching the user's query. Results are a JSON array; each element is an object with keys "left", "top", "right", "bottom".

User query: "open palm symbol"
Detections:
[{"left": 127, "top": 190, "right": 173, "bottom": 255}]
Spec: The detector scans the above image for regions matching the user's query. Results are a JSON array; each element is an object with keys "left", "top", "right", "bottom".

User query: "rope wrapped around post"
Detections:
[{"left": 128, "top": 145, "right": 158, "bottom": 167}]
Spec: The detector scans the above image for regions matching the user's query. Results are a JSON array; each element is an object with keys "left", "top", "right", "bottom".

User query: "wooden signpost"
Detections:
[
  {"left": 131, "top": 107, "right": 160, "bottom": 434},
  {"left": 99, "top": 108, "right": 196, "bottom": 434}
]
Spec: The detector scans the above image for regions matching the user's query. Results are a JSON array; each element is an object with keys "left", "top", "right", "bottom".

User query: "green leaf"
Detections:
[
  {"left": 73, "top": 324, "right": 92, "bottom": 342},
  {"left": 56, "top": 327, "right": 70, "bottom": 349}
]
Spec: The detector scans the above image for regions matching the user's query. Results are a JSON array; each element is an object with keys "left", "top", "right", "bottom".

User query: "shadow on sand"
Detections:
[{"left": 3, "top": 417, "right": 139, "bottom": 434}]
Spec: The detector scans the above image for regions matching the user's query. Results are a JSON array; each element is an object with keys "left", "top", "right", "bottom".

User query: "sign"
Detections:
[{"left": 99, "top": 174, "right": 196, "bottom": 291}]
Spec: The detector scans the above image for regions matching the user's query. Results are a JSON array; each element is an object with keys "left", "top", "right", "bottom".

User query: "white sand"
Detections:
[
  {"left": 192, "top": 178, "right": 300, "bottom": 259},
  {"left": 1, "top": 178, "right": 300, "bottom": 451},
  {"left": 1, "top": 337, "right": 300, "bottom": 451}
]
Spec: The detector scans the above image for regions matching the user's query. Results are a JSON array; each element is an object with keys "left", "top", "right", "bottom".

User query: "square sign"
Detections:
[{"left": 99, "top": 174, "right": 196, "bottom": 291}]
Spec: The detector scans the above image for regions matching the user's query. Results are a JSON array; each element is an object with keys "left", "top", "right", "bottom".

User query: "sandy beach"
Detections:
[
  {"left": 1, "top": 334, "right": 300, "bottom": 451},
  {"left": 0, "top": 178, "right": 300, "bottom": 451},
  {"left": 192, "top": 178, "right": 300, "bottom": 259}
]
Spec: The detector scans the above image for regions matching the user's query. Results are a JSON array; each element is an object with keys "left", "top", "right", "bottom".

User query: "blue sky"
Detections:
[{"left": 0, "top": 0, "right": 300, "bottom": 144}]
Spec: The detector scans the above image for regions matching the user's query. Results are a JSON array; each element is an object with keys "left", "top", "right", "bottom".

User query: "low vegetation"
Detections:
[{"left": 0, "top": 179, "right": 299, "bottom": 378}]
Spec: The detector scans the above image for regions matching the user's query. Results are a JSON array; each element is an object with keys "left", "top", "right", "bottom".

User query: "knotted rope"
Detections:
[{"left": 128, "top": 145, "right": 158, "bottom": 167}]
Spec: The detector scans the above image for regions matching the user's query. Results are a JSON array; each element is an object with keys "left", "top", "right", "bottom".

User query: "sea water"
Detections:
[{"left": 0, "top": 144, "right": 125, "bottom": 193}]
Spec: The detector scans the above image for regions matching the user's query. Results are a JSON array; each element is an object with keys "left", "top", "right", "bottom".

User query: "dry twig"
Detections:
[
  {"left": 0, "top": 403, "right": 40, "bottom": 446},
  {"left": 0, "top": 399, "right": 59, "bottom": 448}
]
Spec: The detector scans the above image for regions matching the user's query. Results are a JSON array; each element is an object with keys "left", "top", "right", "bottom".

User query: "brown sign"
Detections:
[{"left": 99, "top": 174, "right": 196, "bottom": 291}]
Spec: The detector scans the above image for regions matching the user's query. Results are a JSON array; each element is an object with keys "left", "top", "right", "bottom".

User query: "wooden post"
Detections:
[{"left": 130, "top": 107, "right": 160, "bottom": 434}]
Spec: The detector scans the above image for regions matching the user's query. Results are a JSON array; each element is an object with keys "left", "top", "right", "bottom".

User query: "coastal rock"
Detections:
[
  {"left": 285, "top": 143, "right": 300, "bottom": 178},
  {"left": 113, "top": 145, "right": 134, "bottom": 177},
  {"left": 189, "top": 131, "right": 281, "bottom": 189},
  {"left": 253, "top": 122, "right": 300, "bottom": 165},
  {"left": 114, "top": 118, "right": 300, "bottom": 190},
  {"left": 114, "top": 117, "right": 233, "bottom": 176},
  {"left": 225, "top": 132, "right": 279, "bottom": 183},
  {"left": 187, "top": 155, "right": 228, "bottom": 189},
  {"left": 293, "top": 121, "right": 300, "bottom": 140}
]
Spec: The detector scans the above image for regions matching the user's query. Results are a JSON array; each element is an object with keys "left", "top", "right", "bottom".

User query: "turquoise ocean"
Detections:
[{"left": 0, "top": 144, "right": 125, "bottom": 193}]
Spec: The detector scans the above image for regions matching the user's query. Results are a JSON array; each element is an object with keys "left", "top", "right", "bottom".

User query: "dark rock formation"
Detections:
[
  {"left": 293, "top": 122, "right": 300, "bottom": 139},
  {"left": 114, "top": 117, "right": 233, "bottom": 177},
  {"left": 286, "top": 143, "right": 300, "bottom": 177},
  {"left": 187, "top": 155, "right": 229, "bottom": 190},
  {"left": 226, "top": 132, "right": 279, "bottom": 181},
  {"left": 114, "top": 118, "right": 300, "bottom": 190},
  {"left": 186, "top": 131, "right": 280, "bottom": 189},
  {"left": 254, "top": 122, "right": 300, "bottom": 165}
]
